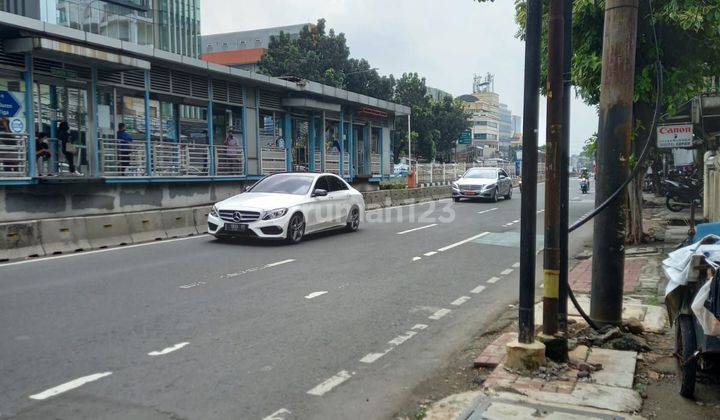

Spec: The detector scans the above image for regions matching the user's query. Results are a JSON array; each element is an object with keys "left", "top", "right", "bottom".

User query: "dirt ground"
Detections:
[{"left": 638, "top": 327, "right": 720, "bottom": 419}]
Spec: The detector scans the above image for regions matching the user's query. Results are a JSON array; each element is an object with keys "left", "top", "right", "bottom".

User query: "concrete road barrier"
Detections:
[
  {"left": 85, "top": 214, "right": 133, "bottom": 249},
  {"left": 38, "top": 218, "right": 92, "bottom": 255},
  {"left": 193, "top": 206, "right": 212, "bottom": 234},
  {"left": 0, "top": 221, "right": 44, "bottom": 261},
  {"left": 126, "top": 211, "right": 167, "bottom": 243},
  {"left": 162, "top": 208, "right": 199, "bottom": 238}
]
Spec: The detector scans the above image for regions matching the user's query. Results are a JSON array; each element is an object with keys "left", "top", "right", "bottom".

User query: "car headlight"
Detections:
[
  {"left": 484, "top": 184, "right": 496, "bottom": 190},
  {"left": 451, "top": 182, "right": 459, "bottom": 190},
  {"left": 262, "top": 208, "right": 288, "bottom": 220},
  {"left": 210, "top": 205, "right": 219, "bottom": 217}
]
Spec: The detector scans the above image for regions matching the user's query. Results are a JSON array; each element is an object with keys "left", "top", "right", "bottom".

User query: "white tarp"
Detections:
[{"left": 663, "top": 235, "right": 720, "bottom": 297}]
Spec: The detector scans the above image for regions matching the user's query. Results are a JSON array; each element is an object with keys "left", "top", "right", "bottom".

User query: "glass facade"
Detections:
[{"left": 3, "top": 1, "right": 201, "bottom": 58}]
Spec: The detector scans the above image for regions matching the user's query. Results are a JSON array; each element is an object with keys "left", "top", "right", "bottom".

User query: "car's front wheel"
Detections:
[
  {"left": 286, "top": 213, "right": 305, "bottom": 244},
  {"left": 346, "top": 206, "right": 360, "bottom": 232},
  {"left": 491, "top": 188, "right": 499, "bottom": 203}
]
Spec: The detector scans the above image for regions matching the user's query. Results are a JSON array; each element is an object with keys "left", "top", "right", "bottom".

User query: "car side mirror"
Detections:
[
  {"left": 499, "top": 175, "right": 506, "bottom": 179},
  {"left": 312, "top": 189, "right": 328, "bottom": 197}
]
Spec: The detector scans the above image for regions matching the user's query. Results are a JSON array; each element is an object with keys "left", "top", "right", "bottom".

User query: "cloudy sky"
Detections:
[{"left": 202, "top": 0, "right": 598, "bottom": 154}]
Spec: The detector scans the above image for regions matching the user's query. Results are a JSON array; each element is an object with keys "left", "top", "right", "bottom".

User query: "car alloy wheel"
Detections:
[
  {"left": 492, "top": 188, "right": 499, "bottom": 203},
  {"left": 346, "top": 207, "right": 360, "bottom": 232},
  {"left": 286, "top": 213, "right": 305, "bottom": 244}
]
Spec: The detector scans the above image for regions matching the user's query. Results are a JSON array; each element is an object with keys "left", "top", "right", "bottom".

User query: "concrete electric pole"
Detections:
[{"left": 590, "top": 0, "right": 639, "bottom": 326}]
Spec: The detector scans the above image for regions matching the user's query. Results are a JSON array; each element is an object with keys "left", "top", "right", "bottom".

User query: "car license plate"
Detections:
[
  {"left": 463, "top": 191, "right": 477, "bottom": 196},
  {"left": 225, "top": 223, "right": 247, "bottom": 232}
]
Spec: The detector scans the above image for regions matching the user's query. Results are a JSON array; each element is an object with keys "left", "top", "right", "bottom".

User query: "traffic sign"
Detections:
[
  {"left": 458, "top": 130, "right": 472, "bottom": 145},
  {"left": 0, "top": 91, "right": 21, "bottom": 118}
]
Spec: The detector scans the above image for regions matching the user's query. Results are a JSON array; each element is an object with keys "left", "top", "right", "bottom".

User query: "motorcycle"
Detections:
[
  {"left": 579, "top": 178, "right": 589, "bottom": 194},
  {"left": 663, "top": 179, "right": 702, "bottom": 212}
]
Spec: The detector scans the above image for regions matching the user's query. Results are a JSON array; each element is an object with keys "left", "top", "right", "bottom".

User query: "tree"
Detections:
[
  {"left": 259, "top": 19, "right": 395, "bottom": 100},
  {"left": 484, "top": 0, "right": 720, "bottom": 243},
  {"left": 580, "top": 133, "right": 597, "bottom": 161},
  {"left": 431, "top": 97, "right": 472, "bottom": 161}
]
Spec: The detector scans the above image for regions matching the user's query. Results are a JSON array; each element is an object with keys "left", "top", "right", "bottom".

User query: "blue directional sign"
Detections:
[{"left": 0, "top": 91, "right": 21, "bottom": 118}]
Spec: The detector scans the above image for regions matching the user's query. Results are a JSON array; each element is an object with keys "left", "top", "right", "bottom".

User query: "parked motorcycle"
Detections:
[
  {"left": 663, "top": 178, "right": 702, "bottom": 212},
  {"left": 579, "top": 178, "right": 589, "bottom": 194}
]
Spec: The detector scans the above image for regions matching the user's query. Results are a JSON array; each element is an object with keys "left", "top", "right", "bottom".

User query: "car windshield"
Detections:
[
  {"left": 248, "top": 174, "right": 314, "bottom": 195},
  {"left": 464, "top": 169, "right": 497, "bottom": 179}
]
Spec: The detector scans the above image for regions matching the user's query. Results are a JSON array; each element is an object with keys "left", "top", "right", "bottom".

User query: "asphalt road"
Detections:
[{"left": 0, "top": 179, "right": 597, "bottom": 420}]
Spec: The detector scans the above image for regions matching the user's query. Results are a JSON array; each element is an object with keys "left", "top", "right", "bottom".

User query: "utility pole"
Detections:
[
  {"left": 540, "top": 0, "right": 567, "bottom": 362},
  {"left": 558, "top": 0, "right": 573, "bottom": 332},
  {"left": 517, "top": 0, "right": 542, "bottom": 346},
  {"left": 506, "top": 0, "right": 545, "bottom": 372},
  {"left": 590, "top": 0, "right": 639, "bottom": 326}
]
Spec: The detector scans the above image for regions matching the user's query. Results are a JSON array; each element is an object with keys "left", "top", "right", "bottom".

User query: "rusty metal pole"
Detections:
[
  {"left": 542, "top": 0, "right": 565, "bottom": 355},
  {"left": 590, "top": 0, "right": 639, "bottom": 326}
]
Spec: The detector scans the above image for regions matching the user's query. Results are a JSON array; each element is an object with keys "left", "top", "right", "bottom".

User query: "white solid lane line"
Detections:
[
  {"left": 412, "top": 324, "right": 428, "bottom": 330},
  {"left": 264, "top": 259, "right": 295, "bottom": 268},
  {"left": 477, "top": 207, "right": 499, "bottom": 215},
  {"left": 307, "top": 370, "right": 353, "bottom": 396},
  {"left": 1, "top": 235, "right": 210, "bottom": 268},
  {"left": 470, "top": 285, "right": 486, "bottom": 294},
  {"left": 424, "top": 251, "right": 437, "bottom": 257},
  {"left": 451, "top": 296, "right": 471, "bottom": 306},
  {"left": 429, "top": 308, "right": 451, "bottom": 320},
  {"left": 437, "top": 232, "right": 489, "bottom": 252},
  {"left": 262, "top": 408, "right": 292, "bottom": 420},
  {"left": 29, "top": 372, "right": 113, "bottom": 400},
  {"left": 396, "top": 223, "right": 438, "bottom": 235},
  {"left": 148, "top": 342, "right": 189, "bottom": 356},
  {"left": 305, "top": 291, "right": 328, "bottom": 299},
  {"left": 487, "top": 277, "right": 500, "bottom": 284},
  {"left": 500, "top": 269, "right": 514, "bottom": 275}
]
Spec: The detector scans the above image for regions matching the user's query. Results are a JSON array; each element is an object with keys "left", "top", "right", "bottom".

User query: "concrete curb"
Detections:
[
  {"left": 126, "top": 211, "right": 168, "bottom": 243},
  {"left": 0, "top": 221, "right": 44, "bottom": 261}
]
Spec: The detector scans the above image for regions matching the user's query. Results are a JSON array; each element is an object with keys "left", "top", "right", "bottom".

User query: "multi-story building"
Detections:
[
  {"left": 459, "top": 74, "right": 521, "bottom": 159},
  {"left": 0, "top": 3, "right": 408, "bottom": 222},
  {"left": 426, "top": 86, "right": 452, "bottom": 103},
  {"left": 201, "top": 23, "right": 312, "bottom": 72}
]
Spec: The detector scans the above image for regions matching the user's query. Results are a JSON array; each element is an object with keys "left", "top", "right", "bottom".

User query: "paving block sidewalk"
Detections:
[
  {"left": 429, "top": 345, "right": 644, "bottom": 420},
  {"left": 570, "top": 258, "right": 646, "bottom": 293}
]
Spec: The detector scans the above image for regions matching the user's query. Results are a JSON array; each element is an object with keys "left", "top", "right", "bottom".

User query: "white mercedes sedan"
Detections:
[{"left": 208, "top": 173, "right": 365, "bottom": 244}]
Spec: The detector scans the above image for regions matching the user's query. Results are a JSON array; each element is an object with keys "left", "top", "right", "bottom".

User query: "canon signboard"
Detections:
[{"left": 657, "top": 124, "right": 694, "bottom": 148}]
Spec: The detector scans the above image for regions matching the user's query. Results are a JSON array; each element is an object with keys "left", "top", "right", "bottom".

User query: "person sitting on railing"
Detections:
[
  {"left": 58, "top": 121, "right": 78, "bottom": 175},
  {"left": 117, "top": 123, "right": 134, "bottom": 175},
  {"left": 35, "top": 132, "right": 52, "bottom": 176}
]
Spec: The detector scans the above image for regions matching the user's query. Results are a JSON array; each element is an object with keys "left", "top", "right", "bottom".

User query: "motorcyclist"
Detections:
[{"left": 580, "top": 167, "right": 590, "bottom": 179}]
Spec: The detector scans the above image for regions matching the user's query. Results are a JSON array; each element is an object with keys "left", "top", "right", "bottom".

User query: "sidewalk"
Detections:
[{"left": 419, "top": 194, "right": 679, "bottom": 420}]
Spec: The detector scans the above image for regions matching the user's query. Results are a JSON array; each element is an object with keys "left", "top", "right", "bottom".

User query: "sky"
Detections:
[{"left": 201, "top": 0, "right": 598, "bottom": 154}]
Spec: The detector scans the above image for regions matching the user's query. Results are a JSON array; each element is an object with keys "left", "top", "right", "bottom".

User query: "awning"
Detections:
[
  {"left": 4, "top": 37, "right": 150, "bottom": 71},
  {"left": 281, "top": 97, "right": 341, "bottom": 113}
]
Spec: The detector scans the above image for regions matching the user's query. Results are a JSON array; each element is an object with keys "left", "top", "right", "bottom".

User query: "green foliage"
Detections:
[
  {"left": 260, "top": 19, "right": 469, "bottom": 164},
  {"left": 259, "top": 19, "right": 395, "bottom": 101},
  {"left": 509, "top": 0, "right": 720, "bottom": 117},
  {"left": 581, "top": 133, "right": 597, "bottom": 160}
]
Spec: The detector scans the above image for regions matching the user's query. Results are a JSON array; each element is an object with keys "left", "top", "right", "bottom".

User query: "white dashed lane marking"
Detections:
[
  {"left": 470, "top": 285, "right": 486, "bottom": 294},
  {"left": 29, "top": 372, "right": 113, "bottom": 400},
  {"left": 487, "top": 277, "right": 500, "bottom": 284},
  {"left": 512, "top": 262, "right": 520, "bottom": 268},
  {"left": 148, "top": 342, "right": 189, "bottom": 356},
  {"left": 424, "top": 251, "right": 437, "bottom": 257},
  {"left": 262, "top": 408, "right": 292, "bottom": 420},
  {"left": 437, "top": 232, "right": 489, "bottom": 252},
  {"left": 307, "top": 370, "right": 353, "bottom": 396},
  {"left": 500, "top": 269, "right": 514, "bottom": 275},
  {"left": 477, "top": 207, "right": 499, "bottom": 215},
  {"left": 305, "top": 291, "right": 328, "bottom": 299},
  {"left": 179, "top": 281, "right": 205, "bottom": 289},
  {"left": 451, "top": 296, "right": 471, "bottom": 306},
  {"left": 359, "top": 324, "right": 428, "bottom": 364},
  {"left": 429, "top": 308, "right": 451, "bottom": 320},
  {"left": 396, "top": 224, "right": 438, "bottom": 235}
]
